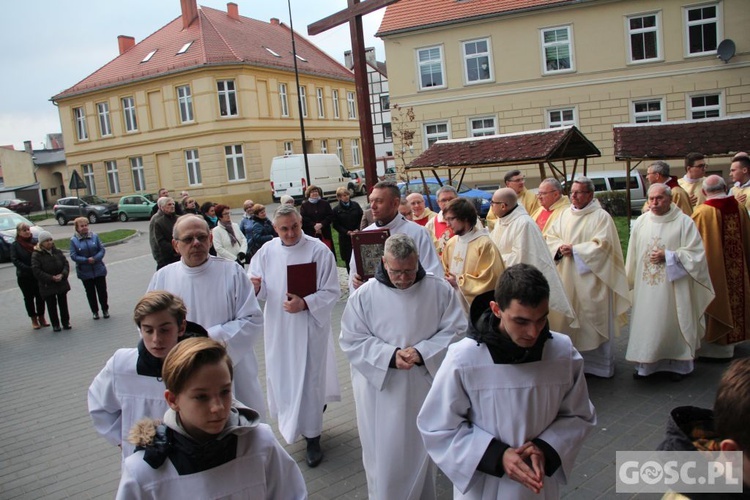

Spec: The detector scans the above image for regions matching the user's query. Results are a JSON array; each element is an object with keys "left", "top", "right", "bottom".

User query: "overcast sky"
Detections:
[{"left": 0, "top": 0, "right": 386, "bottom": 151}]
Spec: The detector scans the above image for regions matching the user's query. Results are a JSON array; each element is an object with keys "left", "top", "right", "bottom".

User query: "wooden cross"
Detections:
[{"left": 308, "top": 0, "right": 400, "bottom": 194}]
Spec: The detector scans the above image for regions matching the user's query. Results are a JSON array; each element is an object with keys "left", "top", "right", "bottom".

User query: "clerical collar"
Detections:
[
  {"left": 375, "top": 213, "right": 399, "bottom": 227},
  {"left": 281, "top": 236, "right": 303, "bottom": 247},
  {"left": 500, "top": 204, "right": 519, "bottom": 219},
  {"left": 682, "top": 175, "right": 703, "bottom": 184}
]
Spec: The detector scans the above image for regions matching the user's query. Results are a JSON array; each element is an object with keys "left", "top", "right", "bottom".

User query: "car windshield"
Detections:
[
  {"left": 81, "top": 195, "right": 109, "bottom": 205},
  {"left": 0, "top": 213, "right": 33, "bottom": 231}
]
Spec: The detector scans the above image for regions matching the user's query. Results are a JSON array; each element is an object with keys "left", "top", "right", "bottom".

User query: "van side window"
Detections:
[
  {"left": 610, "top": 176, "right": 637, "bottom": 190},
  {"left": 592, "top": 178, "right": 607, "bottom": 192}
]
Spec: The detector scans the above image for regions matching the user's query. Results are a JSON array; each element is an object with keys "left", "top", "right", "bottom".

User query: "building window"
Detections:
[
  {"left": 417, "top": 46, "right": 445, "bottom": 90},
  {"left": 336, "top": 139, "right": 344, "bottom": 163},
  {"left": 316, "top": 88, "right": 325, "bottom": 118},
  {"left": 129, "top": 157, "right": 146, "bottom": 192},
  {"left": 122, "top": 97, "right": 138, "bottom": 132},
  {"left": 185, "top": 149, "right": 202, "bottom": 186},
  {"left": 97, "top": 102, "right": 112, "bottom": 137},
  {"left": 284, "top": 141, "right": 293, "bottom": 155},
  {"left": 469, "top": 117, "right": 497, "bottom": 137},
  {"left": 541, "top": 26, "right": 574, "bottom": 74},
  {"left": 463, "top": 38, "right": 492, "bottom": 84},
  {"left": 217, "top": 80, "right": 238, "bottom": 117},
  {"left": 382, "top": 123, "right": 392, "bottom": 140},
  {"left": 177, "top": 85, "right": 194, "bottom": 123},
  {"left": 547, "top": 108, "right": 577, "bottom": 128},
  {"left": 689, "top": 93, "right": 721, "bottom": 119},
  {"left": 81, "top": 164, "right": 96, "bottom": 195},
  {"left": 632, "top": 99, "right": 665, "bottom": 123},
  {"left": 224, "top": 144, "right": 246, "bottom": 181},
  {"left": 685, "top": 3, "right": 720, "bottom": 56},
  {"left": 320, "top": 139, "right": 328, "bottom": 154},
  {"left": 74, "top": 107, "right": 88, "bottom": 141},
  {"left": 299, "top": 86, "right": 308, "bottom": 118},
  {"left": 627, "top": 13, "right": 661, "bottom": 62},
  {"left": 380, "top": 94, "right": 390, "bottom": 111},
  {"left": 351, "top": 139, "right": 360, "bottom": 166},
  {"left": 424, "top": 122, "right": 449, "bottom": 148},
  {"left": 347, "top": 91, "right": 356, "bottom": 119},
  {"left": 332, "top": 90, "right": 341, "bottom": 119},
  {"left": 279, "top": 83, "right": 289, "bottom": 117},
  {"left": 105, "top": 160, "right": 120, "bottom": 194}
]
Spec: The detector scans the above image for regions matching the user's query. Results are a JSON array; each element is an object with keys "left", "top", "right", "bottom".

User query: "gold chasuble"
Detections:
[
  {"left": 678, "top": 176, "right": 706, "bottom": 206},
  {"left": 731, "top": 185, "right": 750, "bottom": 212},
  {"left": 692, "top": 197, "right": 750, "bottom": 345},
  {"left": 442, "top": 228, "right": 505, "bottom": 307}
]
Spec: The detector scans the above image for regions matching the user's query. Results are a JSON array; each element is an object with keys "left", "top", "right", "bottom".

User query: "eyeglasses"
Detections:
[
  {"left": 490, "top": 200, "right": 504, "bottom": 205},
  {"left": 692, "top": 163, "right": 707, "bottom": 169},
  {"left": 508, "top": 178, "right": 525, "bottom": 183},
  {"left": 386, "top": 268, "right": 418, "bottom": 277},
  {"left": 175, "top": 234, "right": 209, "bottom": 244},
  {"left": 537, "top": 191, "right": 555, "bottom": 197}
]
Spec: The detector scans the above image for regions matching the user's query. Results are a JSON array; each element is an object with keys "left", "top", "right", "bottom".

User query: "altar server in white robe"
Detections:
[
  {"left": 350, "top": 181, "right": 442, "bottom": 292},
  {"left": 489, "top": 188, "right": 576, "bottom": 333},
  {"left": 148, "top": 215, "right": 265, "bottom": 418},
  {"left": 626, "top": 184, "right": 715, "bottom": 380},
  {"left": 418, "top": 264, "right": 596, "bottom": 499},
  {"left": 249, "top": 205, "right": 341, "bottom": 468},
  {"left": 341, "top": 233, "right": 466, "bottom": 499}
]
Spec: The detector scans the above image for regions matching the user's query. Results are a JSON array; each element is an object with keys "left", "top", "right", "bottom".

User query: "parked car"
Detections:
[
  {"left": 398, "top": 178, "right": 492, "bottom": 217},
  {"left": 561, "top": 169, "right": 647, "bottom": 212},
  {"left": 0, "top": 199, "right": 33, "bottom": 215},
  {"left": 53, "top": 195, "right": 118, "bottom": 225},
  {"left": 348, "top": 170, "right": 367, "bottom": 196},
  {"left": 117, "top": 194, "right": 156, "bottom": 221},
  {"left": 0, "top": 212, "right": 41, "bottom": 262}
]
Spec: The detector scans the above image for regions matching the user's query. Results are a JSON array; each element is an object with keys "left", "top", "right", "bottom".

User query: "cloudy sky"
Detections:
[{"left": 0, "top": 0, "right": 386, "bottom": 151}]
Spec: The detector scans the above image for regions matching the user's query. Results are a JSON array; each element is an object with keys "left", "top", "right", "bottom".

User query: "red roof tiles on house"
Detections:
[
  {"left": 53, "top": 5, "right": 353, "bottom": 100},
  {"left": 378, "top": 0, "right": 574, "bottom": 36},
  {"left": 613, "top": 115, "right": 750, "bottom": 160}
]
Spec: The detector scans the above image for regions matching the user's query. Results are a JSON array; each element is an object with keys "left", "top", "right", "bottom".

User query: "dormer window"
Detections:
[
  {"left": 177, "top": 41, "right": 193, "bottom": 55},
  {"left": 141, "top": 50, "right": 157, "bottom": 63},
  {"left": 295, "top": 54, "right": 308, "bottom": 62},
  {"left": 264, "top": 47, "right": 281, "bottom": 57}
]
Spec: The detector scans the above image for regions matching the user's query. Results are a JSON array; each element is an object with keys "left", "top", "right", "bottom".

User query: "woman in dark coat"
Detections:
[
  {"left": 11, "top": 223, "right": 48, "bottom": 329},
  {"left": 300, "top": 185, "right": 335, "bottom": 257},
  {"left": 332, "top": 186, "right": 363, "bottom": 272},
  {"left": 70, "top": 217, "right": 109, "bottom": 320},
  {"left": 31, "top": 231, "right": 71, "bottom": 332},
  {"left": 249, "top": 204, "right": 277, "bottom": 257}
]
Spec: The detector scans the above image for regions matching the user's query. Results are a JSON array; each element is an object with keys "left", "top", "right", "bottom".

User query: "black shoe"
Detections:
[
  {"left": 632, "top": 371, "right": 647, "bottom": 380},
  {"left": 103, "top": 310, "right": 110, "bottom": 319},
  {"left": 669, "top": 372, "right": 685, "bottom": 382},
  {"left": 53, "top": 326, "right": 61, "bottom": 332},
  {"left": 305, "top": 436, "right": 323, "bottom": 468},
  {"left": 62, "top": 324, "right": 72, "bottom": 330},
  {"left": 93, "top": 312, "right": 100, "bottom": 320}
]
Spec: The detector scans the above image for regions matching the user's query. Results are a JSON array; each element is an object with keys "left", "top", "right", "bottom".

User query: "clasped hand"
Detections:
[
  {"left": 283, "top": 293, "right": 306, "bottom": 313},
  {"left": 395, "top": 347, "right": 421, "bottom": 370},
  {"left": 502, "top": 442, "right": 546, "bottom": 494}
]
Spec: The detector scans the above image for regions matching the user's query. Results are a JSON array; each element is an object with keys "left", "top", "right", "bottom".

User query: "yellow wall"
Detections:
[{"left": 0, "top": 148, "right": 36, "bottom": 187}]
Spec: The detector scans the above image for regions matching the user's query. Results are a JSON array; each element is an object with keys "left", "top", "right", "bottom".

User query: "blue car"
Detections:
[{"left": 398, "top": 178, "right": 492, "bottom": 217}]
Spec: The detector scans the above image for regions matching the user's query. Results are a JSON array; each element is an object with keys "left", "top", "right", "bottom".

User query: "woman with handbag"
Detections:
[
  {"left": 31, "top": 231, "right": 71, "bottom": 332},
  {"left": 300, "top": 185, "right": 336, "bottom": 257}
]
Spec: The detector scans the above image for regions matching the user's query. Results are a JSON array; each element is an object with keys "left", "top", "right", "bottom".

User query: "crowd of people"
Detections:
[{"left": 13, "top": 156, "right": 745, "bottom": 497}]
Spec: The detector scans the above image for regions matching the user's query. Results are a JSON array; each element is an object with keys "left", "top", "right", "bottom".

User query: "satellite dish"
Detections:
[{"left": 716, "top": 39, "right": 736, "bottom": 63}]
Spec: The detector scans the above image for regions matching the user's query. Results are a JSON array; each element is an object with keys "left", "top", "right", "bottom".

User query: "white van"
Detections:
[
  {"left": 562, "top": 169, "right": 647, "bottom": 212},
  {"left": 270, "top": 154, "right": 350, "bottom": 202}
]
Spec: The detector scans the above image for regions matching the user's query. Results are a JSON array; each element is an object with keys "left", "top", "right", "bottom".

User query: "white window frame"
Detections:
[
  {"left": 81, "top": 164, "right": 96, "bottom": 195},
  {"left": 224, "top": 144, "right": 246, "bottom": 181},
  {"left": 382, "top": 123, "right": 392, "bottom": 140},
  {"left": 683, "top": 2, "right": 722, "bottom": 57},
  {"left": 351, "top": 139, "right": 360, "bottom": 166},
  {"left": 316, "top": 88, "right": 325, "bottom": 118},
  {"left": 347, "top": 91, "right": 356, "bottom": 119},
  {"left": 416, "top": 45, "right": 446, "bottom": 90},
  {"left": 217, "top": 80, "right": 238, "bottom": 117},
  {"left": 320, "top": 139, "right": 328, "bottom": 154},
  {"left": 185, "top": 149, "right": 202, "bottom": 186},
  {"left": 279, "top": 83, "right": 289, "bottom": 117},
  {"left": 121, "top": 97, "right": 138, "bottom": 132},
  {"left": 105, "top": 160, "right": 120, "bottom": 194},
  {"left": 546, "top": 107, "right": 577, "bottom": 128},
  {"left": 299, "top": 86, "right": 308, "bottom": 118},
  {"left": 687, "top": 92, "right": 723, "bottom": 120},
  {"left": 74, "top": 107, "right": 88, "bottom": 141},
  {"left": 336, "top": 139, "right": 344, "bottom": 163},
  {"left": 626, "top": 12, "right": 663, "bottom": 64},
  {"left": 283, "top": 141, "right": 293, "bottom": 155},
  {"left": 332, "top": 89, "right": 340, "bottom": 119},
  {"left": 462, "top": 38, "right": 493, "bottom": 85},
  {"left": 540, "top": 25, "right": 575, "bottom": 75},
  {"left": 129, "top": 157, "right": 146, "bottom": 192},
  {"left": 97, "top": 102, "right": 112, "bottom": 137},
  {"left": 631, "top": 98, "right": 665, "bottom": 123},
  {"left": 468, "top": 116, "right": 498, "bottom": 137},
  {"left": 380, "top": 94, "right": 390, "bottom": 111},
  {"left": 423, "top": 121, "right": 450, "bottom": 149},
  {"left": 177, "top": 85, "right": 194, "bottom": 123}
]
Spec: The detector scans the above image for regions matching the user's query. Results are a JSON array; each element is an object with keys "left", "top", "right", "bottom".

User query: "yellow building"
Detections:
[
  {"left": 52, "top": 1, "right": 360, "bottom": 206},
  {"left": 378, "top": 0, "right": 750, "bottom": 187}
]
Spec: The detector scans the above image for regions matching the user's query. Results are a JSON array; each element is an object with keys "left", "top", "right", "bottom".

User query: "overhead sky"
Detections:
[{"left": 0, "top": 0, "right": 386, "bottom": 151}]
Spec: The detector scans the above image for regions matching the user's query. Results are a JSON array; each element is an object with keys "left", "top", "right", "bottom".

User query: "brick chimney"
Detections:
[
  {"left": 181, "top": 0, "right": 198, "bottom": 29},
  {"left": 118, "top": 35, "right": 135, "bottom": 55},
  {"left": 270, "top": 18, "right": 280, "bottom": 26},
  {"left": 227, "top": 2, "right": 239, "bottom": 20},
  {"left": 344, "top": 50, "right": 353, "bottom": 69},
  {"left": 23, "top": 141, "right": 33, "bottom": 154}
]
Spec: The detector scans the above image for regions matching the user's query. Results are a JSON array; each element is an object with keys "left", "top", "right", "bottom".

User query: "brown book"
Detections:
[
  {"left": 287, "top": 262, "right": 317, "bottom": 298},
  {"left": 351, "top": 228, "right": 390, "bottom": 280}
]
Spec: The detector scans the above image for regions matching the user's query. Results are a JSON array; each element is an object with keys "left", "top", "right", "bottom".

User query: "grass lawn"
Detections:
[
  {"left": 613, "top": 216, "right": 634, "bottom": 257},
  {"left": 54, "top": 229, "right": 137, "bottom": 250}
]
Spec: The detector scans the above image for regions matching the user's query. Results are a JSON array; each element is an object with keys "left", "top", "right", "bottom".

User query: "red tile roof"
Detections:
[
  {"left": 378, "top": 0, "right": 574, "bottom": 36},
  {"left": 53, "top": 6, "right": 353, "bottom": 100},
  {"left": 408, "top": 126, "right": 600, "bottom": 169},
  {"left": 613, "top": 115, "right": 750, "bottom": 160}
]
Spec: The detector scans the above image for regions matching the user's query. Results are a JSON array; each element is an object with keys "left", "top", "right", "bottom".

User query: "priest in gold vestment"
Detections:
[
  {"left": 486, "top": 170, "right": 539, "bottom": 231},
  {"left": 730, "top": 155, "right": 750, "bottom": 213},
  {"left": 677, "top": 152, "right": 708, "bottom": 207}
]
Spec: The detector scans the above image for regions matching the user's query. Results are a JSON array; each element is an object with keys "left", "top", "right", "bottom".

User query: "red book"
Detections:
[
  {"left": 287, "top": 262, "right": 317, "bottom": 298},
  {"left": 351, "top": 228, "right": 390, "bottom": 280}
]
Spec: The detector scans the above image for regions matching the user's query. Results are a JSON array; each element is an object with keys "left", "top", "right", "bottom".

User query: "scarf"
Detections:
[
  {"left": 219, "top": 220, "right": 239, "bottom": 246},
  {"left": 16, "top": 234, "right": 35, "bottom": 254}
]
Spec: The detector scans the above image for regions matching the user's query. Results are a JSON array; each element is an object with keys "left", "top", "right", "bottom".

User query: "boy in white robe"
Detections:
[
  {"left": 341, "top": 234, "right": 466, "bottom": 499},
  {"left": 418, "top": 264, "right": 596, "bottom": 499}
]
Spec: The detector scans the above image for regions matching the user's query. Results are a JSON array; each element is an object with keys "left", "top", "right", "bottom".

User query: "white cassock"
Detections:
[
  {"left": 417, "top": 335, "right": 596, "bottom": 500},
  {"left": 87, "top": 349, "right": 167, "bottom": 459},
  {"left": 490, "top": 206, "right": 577, "bottom": 332},
  {"left": 625, "top": 204, "right": 715, "bottom": 376},
  {"left": 341, "top": 273, "right": 466, "bottom": 500},
  {"left": 349, "top": 214, "right": 442, "bottom": 292},
  {"left": 148, "top": 256, "right": 265, "bottom": 417},
  {"left": 249, "top": 235, "right": 341, "bottom": 444}
]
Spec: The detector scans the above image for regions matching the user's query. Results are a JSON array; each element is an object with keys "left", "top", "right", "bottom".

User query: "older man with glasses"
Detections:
[
  {"left": 485, "top": 170, "right": 540, "bottom": 231},
  {"left": 532, "top": 177, "right": 571, "bottom": 235},
  {"left": 642, "top": 160, "right": 693, "bottom": 216}
]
